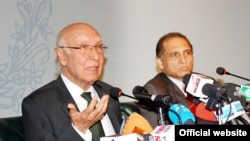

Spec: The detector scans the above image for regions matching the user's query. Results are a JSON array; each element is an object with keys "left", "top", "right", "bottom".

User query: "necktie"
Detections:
[{"left": 81, "top": 92, "right": 105, "bottom": 141}]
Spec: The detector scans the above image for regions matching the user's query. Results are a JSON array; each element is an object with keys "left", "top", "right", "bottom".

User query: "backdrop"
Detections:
[{"left": 1, "top": 0, "right": 250, "bottom": 117}]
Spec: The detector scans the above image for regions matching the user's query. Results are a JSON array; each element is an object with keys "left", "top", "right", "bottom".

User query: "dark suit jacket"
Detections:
[
  {"left": 22, "top": 76, "right": 123, "bottom": 141},
  {"left": 137, "top": 73, "right": 217, "bottom": 127},
  {"left": 136, "top": 73, "right": 189, "bottom": 127},
  {"left": 144, "top": 73, "right": 190, "bottom": 107}
]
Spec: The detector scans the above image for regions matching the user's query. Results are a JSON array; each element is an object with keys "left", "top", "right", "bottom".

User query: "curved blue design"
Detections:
[
  {"left": 168, "top": 103, "right": 196, "bottom": 125},
  {"left": 0, "top": 0, "right": 53, "bottom": 114}
]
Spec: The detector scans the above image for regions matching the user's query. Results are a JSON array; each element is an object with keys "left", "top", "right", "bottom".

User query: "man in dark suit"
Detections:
[
  {"left": 22, "top": 22, "right": 123, "bottom": 141},
  {"left": 137, "top": 32, "right": 217, "bottom": 127}
]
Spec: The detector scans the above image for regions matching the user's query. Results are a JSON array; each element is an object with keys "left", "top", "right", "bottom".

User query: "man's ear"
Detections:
[
  {"left": 54, "top": 47, "right": 67, "bottom": 65},
  {"left": 156, "top": 57, "right": 164, "bottom": 70}
]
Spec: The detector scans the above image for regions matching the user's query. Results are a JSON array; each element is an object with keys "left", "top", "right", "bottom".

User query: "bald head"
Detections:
[
  {"left": 56, "top": 22, "right": 101, "bottom": 47},
  {"left": 54, "top": 22, "right": 105, "bottom": 89}
]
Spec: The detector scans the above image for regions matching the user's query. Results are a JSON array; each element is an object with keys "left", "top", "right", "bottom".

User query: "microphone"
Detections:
[
  {"left": 219, "top": 100, "right": 246, "bottom": 124},
  {"left": 222, "top": 83, "right": 250, "bottom": 124},
  {"left": 202, "top": 83, "right": 226, "bottom": 110},
  {"left": 216, "top": 67, "right": 250, "bottom": 81},
  {"left": 183, "top": 72, "right": 214, "bottom": 99},
  {"left": 202, "top": 83, "right": 247, "bottom": 125},
  {"left": 121, "top": 112, "right": 153, "bottom": 135},
  {"left": 150, "top": 125, "right": 175, "bottom": 141},
  {"left": 204, "top": 81, "right": 248, "bottom": 110},
  {"left": 133, "top": 86, "right": 175, "bottom": 125},
  {"left": 110, "top": 87, "right": 138, "bottom": 100},
  {"left": 194, "top": 102, "right": 217, "bottom": 122},
  {"left": 168, "top": 103, "right": 196, "bottom": 125},
  {"left": 222, "top": 83, "right": 247, "bottom": 107},
  {"left": 132, "top": 86, "right": 176, "bottom": 107},
  {"left": 202, "top": 82, "right": 228, "bottom": 124},
  {"left": 191, "top": 82, "right": 220, "bottom": 123},
  {"left": 202, "top": 82, "right": 225, "bottom": 96}
]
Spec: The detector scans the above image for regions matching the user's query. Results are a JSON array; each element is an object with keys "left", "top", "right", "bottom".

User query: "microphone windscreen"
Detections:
[
  {"left": 216, "top": 78, "right": 225, "bottom": 85},
  {"left": 122, "top": 112, "right": 153, "bottom": 135},
  {"left": 184, "top": 73, "right": 214, "bottom": 98},
  {"left": 132, "top": 86, "right": 148, "bottom": 94},
  {"left": 216, "top": 67, "right": 226, "bottom": 75},
  {"left": 168, "top": 104, "right": 196, "bottom": 125},
  {"left": 110, "top": 87, "right": 122, "bottom": 98},
  {"left": 202, "top": 83, "right": 215, "bottom": 96},
  {"left": 195, "top": 102, "right": 217, "bottom": 122}
]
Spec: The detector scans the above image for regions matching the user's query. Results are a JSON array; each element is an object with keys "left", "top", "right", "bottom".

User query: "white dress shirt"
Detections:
[{"left": 167, "top": 75, "right": 187, "bottom": 97}]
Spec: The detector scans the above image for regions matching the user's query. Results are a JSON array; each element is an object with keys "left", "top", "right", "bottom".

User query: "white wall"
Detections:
[{"left": 1, "top": 0, "right": 250, "bottom": 117}]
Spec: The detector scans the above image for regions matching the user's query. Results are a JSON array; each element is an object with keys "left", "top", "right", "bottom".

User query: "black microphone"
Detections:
[
  {"left": 201, "top": 83, "right": 249, "bottom": 125},
  {"left": 110, "top": 87, "right": 138, "bottom": 100},
  {"left": 132, "top": 85, "right": 175, "bottom": 107},
  {"left": 222, "top": 83, "right": 247, "bottom": 107},
  {"left": 133, "top": 86, "right": 175, "bottom": 126},
  {"left": 202, "top": 83, "right": 224, "bottom": 110},
  {"left": 216, "top": 67, "right": 250, "bottom": 81},
  {"left": 202, "top": 82, "right": 226, "bottom": 97},
  {"left": 222, "top": 83, "right": 250, "bottom": 125}
]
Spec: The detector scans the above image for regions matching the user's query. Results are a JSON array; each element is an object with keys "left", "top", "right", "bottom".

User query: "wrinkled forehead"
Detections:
[{"left": 67, "top": 30, "right": 102, "bottom": 45}]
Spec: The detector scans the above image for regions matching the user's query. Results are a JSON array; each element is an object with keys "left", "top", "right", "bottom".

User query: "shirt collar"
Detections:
[
  {"left": 167, "top": 75, "right": 187, "bottom": 97},
  {"left": 60, "top": 73, "right": 93, "bottom": 96}
]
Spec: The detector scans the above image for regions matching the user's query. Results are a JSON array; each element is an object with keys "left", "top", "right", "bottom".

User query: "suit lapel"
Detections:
[
  {"left": 93, "top": 81, "right": 121, "bottom": 133},
  {"left": 54, "top": 76, "right": 77, "bottom": 116},
  {"left": 159, "top": 73, "right": 190, "bottom": 107},
  {"left": 52, "top": 77, "right": 122, "bottom": 133}
]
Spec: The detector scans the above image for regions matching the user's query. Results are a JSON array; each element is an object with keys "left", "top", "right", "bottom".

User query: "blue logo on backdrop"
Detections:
[{"left": 0, "top": 0, "right": 53, "bottom": 114}]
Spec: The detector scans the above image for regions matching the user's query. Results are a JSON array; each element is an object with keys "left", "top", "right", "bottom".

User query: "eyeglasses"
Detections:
[{"left": 59, "top": 44, "right": 108, "bottom": 54}]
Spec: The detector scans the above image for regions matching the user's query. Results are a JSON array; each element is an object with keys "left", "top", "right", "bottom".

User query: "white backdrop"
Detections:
[{"left": 1, "top": 0, "right": 250, "bottom": 117}]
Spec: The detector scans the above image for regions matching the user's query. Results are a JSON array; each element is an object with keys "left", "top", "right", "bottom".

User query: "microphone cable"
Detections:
[{"left": 235, "top": 116, "right": 250, "bottom": 125}]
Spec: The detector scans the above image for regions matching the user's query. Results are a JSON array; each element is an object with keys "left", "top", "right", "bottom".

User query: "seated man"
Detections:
[{"left": 137, "top": 32, "right": 217, "bottom": 127}]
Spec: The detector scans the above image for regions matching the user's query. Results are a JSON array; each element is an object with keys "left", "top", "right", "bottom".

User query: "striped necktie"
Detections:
[{"left": 81, "top": 92, "right": 105, "bottom": 141}]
